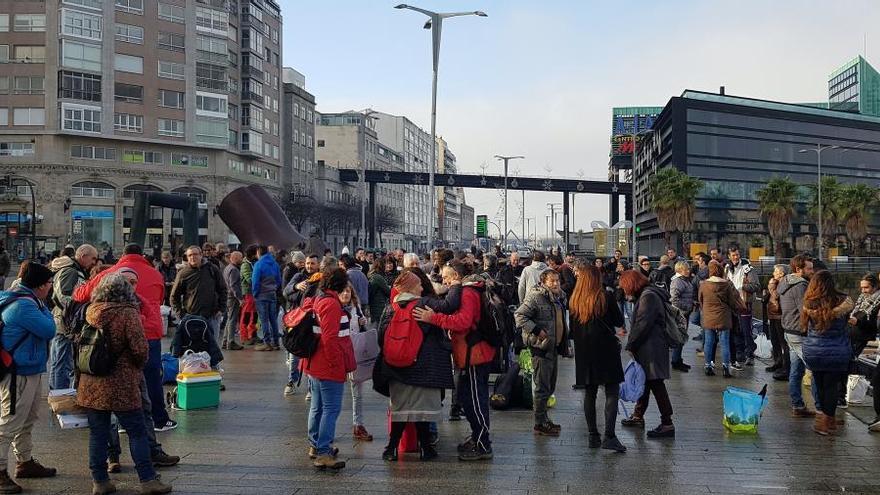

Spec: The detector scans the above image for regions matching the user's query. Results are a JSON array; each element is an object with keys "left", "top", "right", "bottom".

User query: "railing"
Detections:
[
  {"left": 748, "top": 257, "right": 880, "bottom": 275},
  {"left": 196, "top": 50, "right": 228, "bottom": 66},
  {"left": 241, "top": 91, "right": 263, "bottom": 104},
  {"left": 196, "top": 77, "right": 228, "bottom": 92}
]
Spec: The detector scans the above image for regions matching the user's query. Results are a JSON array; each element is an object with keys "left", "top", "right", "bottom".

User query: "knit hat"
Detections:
[
  {"left": 21, "top": 263, "right": 53, "bottom": 289},
  {"left": 393, "top": 271, "right": 422, "bottom": 295},
  {"left": 117, "top": 267, "right": 139, "bottom": 279},
  {"left": 292, "top": 251, "right": 306, "bottom": 263}
]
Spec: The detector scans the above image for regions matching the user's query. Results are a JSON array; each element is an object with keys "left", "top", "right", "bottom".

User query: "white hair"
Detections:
[
  {"left": 75, "top": 244, "right": 97, "bottom": 259},
  {"left": 403, "top": 253, "right": 420, "bottom": 268}
]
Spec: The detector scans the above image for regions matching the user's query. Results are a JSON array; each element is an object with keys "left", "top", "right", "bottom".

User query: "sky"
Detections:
[{"left": 282, "top": 0, "right": 880, "bottom": 241}]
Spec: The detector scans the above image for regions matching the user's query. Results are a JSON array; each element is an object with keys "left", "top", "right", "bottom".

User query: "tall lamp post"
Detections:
[
  {"left": 798, "top": 143, "right": 839, "bottom": 261},
  {"left": 494, "top": 154, "right": 524, "bottom": 251},
  {"left": 394, "top": 4, "right": 487, "bottom": 252}
]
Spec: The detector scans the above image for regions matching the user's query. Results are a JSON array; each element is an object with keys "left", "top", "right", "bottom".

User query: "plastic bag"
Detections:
[
  {"left": 518, "top": 348, "right": 533, "bottom": 374},
  {"left": 349, "top": 328, "right": 379, "bottom": 384},
  {"left": 161, "top": 353, "right": 178, "bottom": 384},
  {"left": 723, "top": 385, "right": 768, "bottom": 433},
  {"left": 179, "top": 350, "right": 211, "bottom": 375},
  {"left": 618, "top": 360, "right": 646, "bottom": 417},
  {"left": 754, "top": 334, "right": 772, "bottom": 359},
  {"left": 846, "top": 374, "right": 870, "bottom": 405}
]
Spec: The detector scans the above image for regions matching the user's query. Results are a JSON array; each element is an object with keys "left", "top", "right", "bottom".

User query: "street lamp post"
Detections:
[
  {"left": 798, "top": 143, "right": 839, "bottom": 261},
  {"left": 395, "top": 4, "right": 486, "bottom": 252},
  {"left": 494, "top": 154, "right": 524, "bottom": 251}
]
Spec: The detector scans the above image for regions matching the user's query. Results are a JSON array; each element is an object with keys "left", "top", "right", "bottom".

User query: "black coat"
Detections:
[
  {"left": 571, "top": 292, "right": 624, "bottom": 386},
  {"left": 626, "top": 286, "right": 671, "bottom": 381}
]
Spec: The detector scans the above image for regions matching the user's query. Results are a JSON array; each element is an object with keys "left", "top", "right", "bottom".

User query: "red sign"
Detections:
[{"left": 8, "top": 227, "right": 17, "bottom": 237}]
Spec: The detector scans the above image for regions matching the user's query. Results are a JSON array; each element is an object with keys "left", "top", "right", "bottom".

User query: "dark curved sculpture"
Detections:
[
  {"left": 130, "top": 192, "right": 198, "bottom": 249},
  {"left": 218, "top": 185, "right": 306, "bottom": 249}
]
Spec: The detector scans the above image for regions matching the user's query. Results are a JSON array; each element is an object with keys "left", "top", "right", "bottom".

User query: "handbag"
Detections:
[{"left": 349, "top": 328, "right": 379, "bottom": 383}]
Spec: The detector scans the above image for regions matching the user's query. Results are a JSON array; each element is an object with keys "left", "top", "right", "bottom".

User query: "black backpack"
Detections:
[
  {"left": 76, "top": 322, "right": 116, "bottom": 376},
  {"left": 62, "top": 299, "right": 90, "bottom": 336},
  {"left": 465, "top": 282, "right": 513, "bottom": 368},
  {"left": 0, "top": 295, "right": 38, "bottom": 414},
  {"left": 282, "top": 293, "right": 332, "bottom": 359}
]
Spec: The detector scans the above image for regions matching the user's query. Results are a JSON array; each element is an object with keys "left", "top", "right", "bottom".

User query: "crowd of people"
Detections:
[{"left": 1, "top": 239, "right": 879, "bottom": 492}]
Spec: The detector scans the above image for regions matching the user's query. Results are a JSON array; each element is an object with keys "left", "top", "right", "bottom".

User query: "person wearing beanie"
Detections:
[
  {"left": 0, "top": 263, "right": 58, "bottom": 492},
  {"left": 283, "top": 251, "right": 306, "bottom": 292}
]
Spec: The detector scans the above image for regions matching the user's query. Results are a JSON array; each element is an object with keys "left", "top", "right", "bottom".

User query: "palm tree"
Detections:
[
  {"left": 755, "top": 177, "right": 799, "bottom": 258},
  {"left": 807, "top": 176, "right": 844, "bottom": 253},
  {"left": 648, "top": 167, "right": 704, "bottom": 250},
  {"left": 838, "top": 183, "right": 878, "bottom": 256}
]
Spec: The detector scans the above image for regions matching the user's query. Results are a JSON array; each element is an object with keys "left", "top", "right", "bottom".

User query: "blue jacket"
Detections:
[
  {"left": 251, "top": 253, "right": 282, "bottom": 301},
  {"left": 802, "top": 297, "right": 854, "bottom": 373},
  {"left": 0, "top": 287, "right": 56, "bottom": 376},
  {"left": 347, "top": 266, "right": 369, "bottom": 308}
]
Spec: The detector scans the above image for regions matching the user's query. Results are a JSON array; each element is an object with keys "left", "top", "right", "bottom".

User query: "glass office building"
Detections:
[
  {"left": 634, "top": 90, "right": 880, "bottom": 256},
  {"left": 829, "top": 56, "right": 880, "bottom": 116}
]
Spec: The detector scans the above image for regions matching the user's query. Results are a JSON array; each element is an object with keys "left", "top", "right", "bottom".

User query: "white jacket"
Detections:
[{"left": 518, "top": 261, "right": 548, "bottom": 303}]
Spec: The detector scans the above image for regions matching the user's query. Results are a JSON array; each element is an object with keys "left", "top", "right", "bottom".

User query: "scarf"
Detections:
[{"left": 852, "top": 290, "right": 880, "bottom": 319}]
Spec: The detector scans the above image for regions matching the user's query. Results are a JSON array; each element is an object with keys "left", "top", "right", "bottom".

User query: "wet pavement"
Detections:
[{"left": 18, "top": 337, "right": 880, "bottom": 495}]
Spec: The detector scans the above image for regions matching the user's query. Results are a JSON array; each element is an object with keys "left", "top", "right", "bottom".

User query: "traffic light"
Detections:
[{"left": 635, "top": 226, "right": 641, "bottom": 233}]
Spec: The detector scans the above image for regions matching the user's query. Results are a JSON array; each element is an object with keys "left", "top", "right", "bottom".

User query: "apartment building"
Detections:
[{"left": 0, "top": 0, "right": 283, "bottom": 255}]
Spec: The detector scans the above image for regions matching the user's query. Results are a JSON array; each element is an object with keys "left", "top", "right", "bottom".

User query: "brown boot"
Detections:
[
  {"left": 827, "top": 413, "right": 838, "bottom": 434},
  {"left": 140, "top": 478, "right": 172, "bottom": 494},
  {"left": 0, "top": 471, "right": 21, "bottom": 494},
  {"left": 14, "top": 458, "right": 56, "bottom": 478},
  {"left": 813, "top": 413, "right": 830, "bottom": 436}
]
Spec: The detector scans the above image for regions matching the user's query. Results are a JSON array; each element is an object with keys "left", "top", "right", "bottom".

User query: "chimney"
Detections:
[{"left": 719, "top": 86, "right": 726, "bottom": 95}]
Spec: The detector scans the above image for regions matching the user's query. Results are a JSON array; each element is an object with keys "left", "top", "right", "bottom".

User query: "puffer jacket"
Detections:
[
  {"left": 514, "top": 283, "right": 569, "bottom": 357},
  {"left": 251, "top": 253, "right": 282, "bottom": 301},
  {"left": 778, "top": 274, "right": 809, "bottom": 337},
  {"left": 669, "top": 274, "right": 694, "bottom": 313},
  {"left": 429, "top": 279, "right": 495, "bottom": 368},
  {"left": 802, "top": 297, "right": 854, "bottom": 373},
  {"left": 50, "top": 256, "right": 88, "bottom": 335},
  {"left": 77, "top": 302, "right": 148, "bottom": 411},
  {"left": 300, "top": 290, "right": 356, "bottom": 382},
  {"left": 0, "top": 287, "right": 55, "bottom": 376}
]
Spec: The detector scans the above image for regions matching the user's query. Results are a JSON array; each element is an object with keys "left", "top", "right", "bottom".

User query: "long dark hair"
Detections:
[{"left": 800, "top": 270, "right": 846, "bottom": 332}]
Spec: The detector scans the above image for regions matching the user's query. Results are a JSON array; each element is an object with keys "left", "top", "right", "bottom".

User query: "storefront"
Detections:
[{"left": 71, "top": 209, "right": 114, "bottom": 248}]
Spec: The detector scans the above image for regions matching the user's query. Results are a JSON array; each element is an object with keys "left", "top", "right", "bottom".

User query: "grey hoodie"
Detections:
[
  {"left": 518, "top": 261, "right": 548, "bottom": 303},
  {"left": 778, "top": 273, "right": 809, "bottom": 339}
]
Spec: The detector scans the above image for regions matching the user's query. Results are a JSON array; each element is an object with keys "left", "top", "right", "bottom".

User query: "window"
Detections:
[
  {"left": 293, "top": 103, "right": 299, "bottom": 117},
  {"left": 0, "top": 142, "right": 34, "bottom": 156},
  {"left": 228, "top": 103, "right": 238, "bottom": 121},
  {"left": 158, "top": 60, "right": 185, "bottom": 80},
  {"left": 195, "top": 7, "right": 228, "bottom": 35},
  {"left": 196, "top": 62, "right": 227, "bottom": 91},
  {"left": 62, "top": 103, "right": 101, "bottom": 132},
  {"left": 71, "top": 181, "right": 115, "bottom": 198},
  {"left": 13, "top": 108, "right": 44, "bottom": 126},
  {"left": 241, "top": 104, "right": 263, "bottom": 131},
  {"left": 71, "top": 145, "right": 116, "bottom": 160},
  {"left": 114, "top": 53, "right": 143, "bottom": 73},
  {"left": 115, "top": 0, "right": 143, "bottom": 14},
  {"left": 157, "top": 118, "right": 184, "bottom": 137},
  {"left": 158, "top": 3, "right": 185, "bottom": 24},
  {"left": 0, "top": 109, "right": 7, "bottom": 126},
  {"left": 195, "top": 117, "right": 227, "bottom": 146},
  {"left": 0, "top": 45, "right": 7, "bottom": 63},
  {"left": 59, "top": 71, "right": 101, "bottom": 101},
  {"left": 113, "top": 82, "right": 142, "bottom": 103},
  {"left": 125, "top": 150, "right": 162, "bottom": 164},
  {"left": 0, "top": 77, "right": 7, "bottom": 94},
  {"left": 158, "top": 89, "right": 185, "bottom": 109},
  {"left": 63, "top": 0, "right": 103, "bottom": 10},
  {"left": 115, "top": 24, "right": 143, "bottom": 44},
  {"left": 13, "top": 14, "right": 45, "bottom": 32},
  {"left": 61, "top": 10, "right": 101, "bottom": 40},
  {"left": 271, "top": 27, "right": 278, "bottom": 43},
  {"left": 196, "top": 92, "right": 227, "bottom": 117},
  {"left": 62, "top": 40, "right": 101, "bottom": 71},
  {"left": 0, "top": 15, "right": 8, "bottom": 32},
  {"left": 14, "top": 46, "right": 45, "bottom": 63},
  {"left": 13, "top": 76, "right": 43, "bottom": 95},
  {"left": 228, "top": 159, "right": 244, "bottom": 173},
  {"left": 241, "top": 131, "right": 262, "bottom": 153},
  {"left": 158, "top": 32, "right": 185, "bottom": 52},
  {"left": 307, "top": 135, "right": 313, "bottom": 148},
  {"left": 171, "top": 153, "right": 207, "bottom": 167},
  {"left": 228, "top": 129, "right": 238, "bottom": 147},
  {"left": 114, "top": 112, "right": 143, "bottom": 132},
  {"left": 317, "top": 140, "right": 325, "bottom": 148},
  {"left": 196, "top": 35, "right": 227, "bottom": 63}
]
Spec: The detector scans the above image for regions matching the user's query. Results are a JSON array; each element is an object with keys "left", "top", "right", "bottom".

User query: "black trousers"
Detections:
[
  {"left": 813, "top": 371, "right": 845, "bottom": 417},
  {"left": 633, "top": 379, "right": 673, "bottom": 425},
  {"left": 769, "top": 319, "right": 789, "bottom": 370}
]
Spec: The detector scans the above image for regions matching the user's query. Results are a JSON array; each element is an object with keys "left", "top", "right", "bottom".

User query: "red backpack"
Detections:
[{"left": 383, "top": 300, "right": 424, "bottom": 368}]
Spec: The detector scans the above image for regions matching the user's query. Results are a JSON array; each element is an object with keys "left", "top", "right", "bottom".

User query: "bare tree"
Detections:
[
  {"left": 375, "top": 204, "right": 403, "bottom": 248},
  {"left": 311, "top": 204, "right": 339, "bottom": 241},
  {"left": 284, "top": 192, "right": 314, "bottom": 233}
]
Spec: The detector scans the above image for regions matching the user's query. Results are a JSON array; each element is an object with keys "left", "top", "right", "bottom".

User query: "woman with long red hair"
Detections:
[
  {"left": 619, "top": 269, "right": 676, "bottom": 438},
  {"left": 800, "top": 270, "right": 853, "bottom": 435},
  {"left": 569, "top": 263, "right": 626, "bottom": 452}
]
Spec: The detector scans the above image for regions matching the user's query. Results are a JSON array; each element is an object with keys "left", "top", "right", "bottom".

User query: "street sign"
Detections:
[
  {"left": 476, "top": 215, "right": 488, "bottom": 238},
  {"left": 73, "top": 220, "right": 82, "bottom": 234}
]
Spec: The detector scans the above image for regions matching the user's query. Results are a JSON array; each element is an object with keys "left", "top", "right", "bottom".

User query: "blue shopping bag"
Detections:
[
  {"left": 618, "top": 360, "right": 646, "bottom": 418},
  {"left": 161, "top": 352, "right": 178, "bottom": 385},
  {"left": 722, "top": 384, "right": 768, "bottom": 433}
]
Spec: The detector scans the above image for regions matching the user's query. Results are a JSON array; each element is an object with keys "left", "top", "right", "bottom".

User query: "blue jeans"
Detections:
[
  {"left": 49, "top": 333, "right": 74, "bottom": 390},
  {"left": 733, "top": 314, "right": 755, "bottom": 362},
  {"left": 256, "top": 299, "right": 279, "bottom": 346},
  {"left": 307, "top": 376, "right": 344, "bottom": 455},
  {"left": 144, "top": 339, "right": 169, "bottom": 426},
  {"left": 789, "top": 344, "right": 821, "bottom": 410},
  {"left": 87, "top": 409, "right": 157, "bottom": 483},
  {"left": 287, "top": 353, "right": 301, "bottom": 384},
  {"left": 704, "top": 329, "right": 730, "bottom": 368}
]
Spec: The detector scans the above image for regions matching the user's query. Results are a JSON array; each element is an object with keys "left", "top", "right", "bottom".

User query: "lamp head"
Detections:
[
  {"left": 474, "top": 11, "right": 488, "bottom": 17},
  {"left": 423, "top": 20, "right": 432, "bottom": 29},
  {"left": 798, "top": 149, "right": 808, "bottom": 153},
  {"left": 394, "top": 4, "right": 408, "bottom": 9}
]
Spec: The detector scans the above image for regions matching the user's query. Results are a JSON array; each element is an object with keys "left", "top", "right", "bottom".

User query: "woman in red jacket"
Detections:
[{"left": 300, "top": 267, "right": 356, "bottom": 469}]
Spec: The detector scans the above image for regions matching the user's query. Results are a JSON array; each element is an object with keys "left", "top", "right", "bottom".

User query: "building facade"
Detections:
[
  {"left": 436, "top": 136, "right": 462, "bottom": 247},
  {"left": 634, "top": 89, "right": 880, "bottom": 256},
  {"left": 0, "top": 0, "right": 283, "bottom": 257},
  {"left": 460, "top": 203, "right": 474, "bottom": 249},
  {"left": 281, "top": 67, "right": 315, "bottom": 199},
  {"left": 828, "top": 56, "right": 880, "bottom": 116}
]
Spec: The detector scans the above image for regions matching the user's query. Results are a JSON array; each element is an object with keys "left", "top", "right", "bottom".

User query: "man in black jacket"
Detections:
[{"left": 170, "top": 246, "right": 227, "bottom": 338}]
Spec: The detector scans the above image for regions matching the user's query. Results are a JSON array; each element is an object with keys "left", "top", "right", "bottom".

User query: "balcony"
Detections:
[
  {"left": 196, "top": 0, "right": 229, "bottom": 8},
  {"left": 241, "top": 14, "right": 267, "bottom": 34},
  {"left": 196, "top": 50, "right": 229, "bottom": 66},
  {"left": 196, "top": 77, "right": 228, "bottom": 92},
  {"left": 241, "top": 91, "right": 263, "bottom": 104},
  {"left": 241, "top": 65, "right": 264, "bottom": 81}
]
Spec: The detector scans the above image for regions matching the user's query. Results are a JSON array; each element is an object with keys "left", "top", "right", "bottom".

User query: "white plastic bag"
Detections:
[
  {"left": 846, "top": 374, "right": 870, "bottom": 405},
  {"left": 754, "top": 334, "right": 772, "bottom": 360},
  {"left": 179, "top": 350, "right": 212, "bottom": 375},
  {"left": 349, "top": 328, "right": 379, "bottom": 384}
]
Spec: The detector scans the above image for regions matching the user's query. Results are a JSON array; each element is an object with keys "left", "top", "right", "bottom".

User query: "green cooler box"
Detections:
[{"left": 176, "top": 372, "right": 221, "bottom": 410}]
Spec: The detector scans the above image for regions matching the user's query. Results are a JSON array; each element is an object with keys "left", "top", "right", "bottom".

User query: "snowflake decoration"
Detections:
[
  {"left": 480, "top": 176, "right": 487, "bottom": 186},
  {"left": 383, "top": 172, "right": 390, "bottom": 182},
  {"left": 577, "top": 182, "right": 584, "bottom": 192},
  {"left": 543, "top": 179, "right": 553, "bottom": 191},
  {"left": 414, "top": 174, "right": 423, "bottom": 185},
  {"left": 510, "top": 178, "right": 518, "bottom": 188}
]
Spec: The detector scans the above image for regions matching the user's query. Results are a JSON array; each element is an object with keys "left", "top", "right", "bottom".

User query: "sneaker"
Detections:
[
  {"left": 140, "top": 478, "right": 173, "bottom": 494},
  {"left": 868, "top": 417, "right": 880, "bottom": 432},
  {"left": 353, "top": 425, "right": 373, "bottom": 441},
  {"left": 150, "top": 451, "right": 180, "bottom": 467},
  {"left": 705, "top": 366, "right": 715, "bottom": 376},
  {"left": 731, "top": 362, "right": 744, "bottom": 371},
  {"left": 313, "top": 455, "right": 345, "bottom": 470},
  {"left": 270, "top": 344, "right": 281, "bottom": 351},
  {"left": 154, "top": 420, "right": 178, "bottom": 432},
  {"left": 722, "top": 365, "right": 732, "bottom": 378},
  {"left": 14, "top": 459, "right": 56, "bottom": 478},
  {"left": 419, "top": 446, "right": 438, "bottom": 461},
  {"left": 381, "top": 447, "right": 398, "bottom": 461},
  {"left": 308, "top": 446, "right": 339, "bottom": 459},
  {"left": 284, "top": 382, "right": 297, "bottom": 396},
  {"left": 791, "top": 407, "right": 816, "bottom": 418},
  {"left": 107, "top": 456, "right": 121, "bottom": 474},
  {"left": 601, "top": 436, "right": 627, "bottom": 453},
  {"left": 219, "top": 383, "right": 226, "bottom": 392},
  {"left": 534, "top": 422, "right": 561, "bottom": 436},
  {"left": 92, "top": 479, "right": 116, "bottom": 495},
  {"left": 745, "top": 357, "right": 754, "bottom": 366},
  {"left": 0, "top": 470, "right": 20, "bottom": 494},
  {"left": 449, "top": 404, "right": 463, "bottom": 421},
  {"left": 254, "top": 343, "right": 272, "bottom": 351},
  {"left": 228, "top": 342, "right": 244, "bottom": 351},
  {"left": 621, "top": 416, "right": 644, "bottom": 427},
  {"left": 458, "top": 445, "right": 493, "bottom": 461},
  {"left": 118, "top": 426, "right": 127, "bottom": 435},
  {"left": 646, "top": 424, "right": 675, "bottom": 438},
  {"left": 672, "top": 361, "right": 690, "bottom": 373},
  {"left": 588, "top": 433, "right": 601, "bottom": 448},
  {"left": 457, "top": 437, "right": 475, "bottom": 453},
  {"left": 429, "top": 432, "right": 439, "bottom": 447}
]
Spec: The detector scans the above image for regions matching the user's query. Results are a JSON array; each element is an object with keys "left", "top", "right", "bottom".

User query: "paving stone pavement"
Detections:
[{"left": 17, "top": 338, "right": 880, "bottom": 495}]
